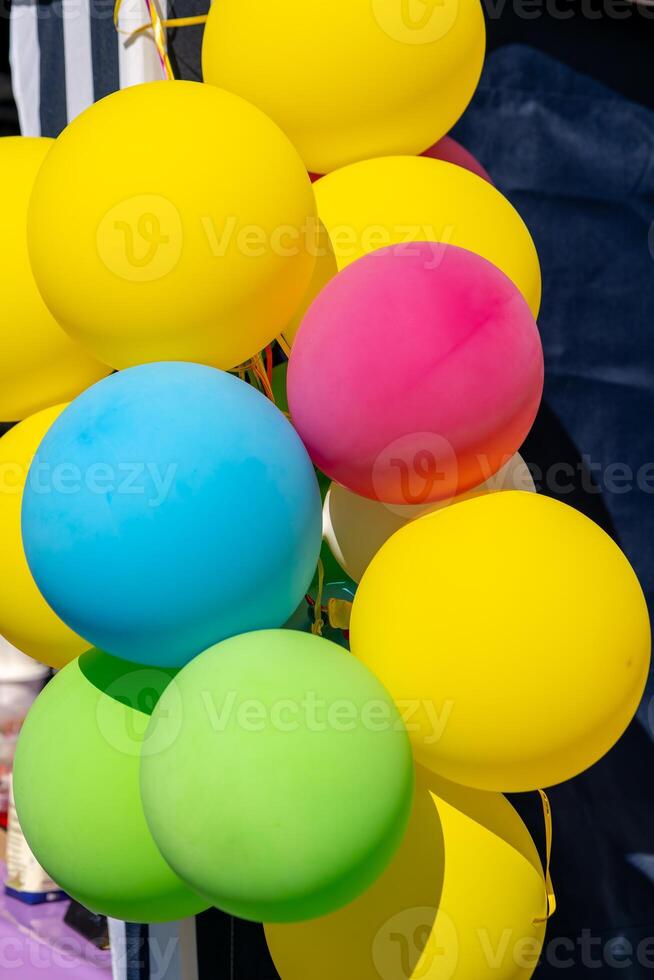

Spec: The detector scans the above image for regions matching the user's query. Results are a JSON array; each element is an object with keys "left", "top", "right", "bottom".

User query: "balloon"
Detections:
[
  {"left": 288, "top": 244, "right": 543, "bottom": 503},
  {"left": 27, "top": 81, "right": 317, "bottom": 372},
  {"left": 266, "top": 767, "right": 546, "bottom": 980},
  {"left": 282, "top": 221, "right": 338, "bottom": 348},
  {"left": 140, "top": 630, "right": 414, "bottom": 922},
  {"left": 0, "top": 405, "right": 88, "bottom": 669},
  {"left": 22, "top": 363, "right": 322, "bottom": 667},
  {"left": 350, "top": 491, "right": 651, "bottom": 791},
  {"left": 421, "top": 135, "right": 492, "bottom": 183},
  {"left": 324, "top": 454, "right": 535, "bottom": 583},
  {"left": 0, "top": 137, "right": 108, "bottom": 421},
  {"left": 202, "top": 0, "right": 485, "bottom": 175},
  {"left": 314, "top": 155, "right": 541, "bottom": 316},
  {"left": 309, "top": 137, "right": 491, "bottom": 186},
  {"left": 12, "top": 649, "right": 209, "bottom": 922}
]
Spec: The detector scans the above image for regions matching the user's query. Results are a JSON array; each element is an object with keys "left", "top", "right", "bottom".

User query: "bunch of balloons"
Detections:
[{"left": 1, "top": 1, "right": 650, "bottom": 978}]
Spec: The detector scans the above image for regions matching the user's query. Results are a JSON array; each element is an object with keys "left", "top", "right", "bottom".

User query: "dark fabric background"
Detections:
[{"left": 454, "top": 45, "right": 654, "bottom": 977}]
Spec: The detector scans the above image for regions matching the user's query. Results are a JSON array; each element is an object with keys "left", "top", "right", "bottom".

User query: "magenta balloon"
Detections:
[
  {"left": 421, "top": 136, "right": 492, "bottom": 184},
  {"left": 287, "top": 244, "right": 544, "bottom": 505}
]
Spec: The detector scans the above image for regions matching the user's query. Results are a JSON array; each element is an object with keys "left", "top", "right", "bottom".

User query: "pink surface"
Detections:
[
  {"left": 0, "top": 862, "right": 111, "bottom": 979},
  {"left": 421, "top": 135, "right": 493, "bottom": 183},
  {"left": 288, "top": 243, "right": 544, "bottom": 504}
]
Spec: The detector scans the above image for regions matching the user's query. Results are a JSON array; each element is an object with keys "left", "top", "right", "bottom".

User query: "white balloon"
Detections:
[{"left": 323, "top": 454, "right": 536, "bottom": 583}]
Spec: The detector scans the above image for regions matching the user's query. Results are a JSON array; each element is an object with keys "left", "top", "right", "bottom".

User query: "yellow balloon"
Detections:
[
  {"left": 350, "top": 492, "right": 650, "bottom": 791},
  {"left": 324, "top": 454, "right": 535, "bottom": 583},
  {"left": 0, "top": 137, "right": 108, "bottom": 422},
  {"left": 0, "top": 406, "right": 88, "bottom": 669},
  {"left": 266, "top": 767, "right": 546, "bottom": 980},
  {"left": 202, "top": 0, "right": 485, "bottom": 174},
  {"left": 27, "top": 81, "right": 318, "bottom": 372},
  {"left": 315, "top": 156, "right": 541, "bottom": 316},
  {"left": 282, "top": 221, "right": 338, "bottom": 347}
]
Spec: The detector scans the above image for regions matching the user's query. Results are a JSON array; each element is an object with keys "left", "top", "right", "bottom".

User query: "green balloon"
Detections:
[
  {"left": 13, "top": 650, "right": 210, "bottom": 923},
  {"left": 140, "top": 630, "right": 414, "bottom": 923}
]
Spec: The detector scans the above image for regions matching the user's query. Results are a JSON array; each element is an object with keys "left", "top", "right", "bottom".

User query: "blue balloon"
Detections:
[{"left": 22, "top": 363, "right": 322, "bottom": 667}]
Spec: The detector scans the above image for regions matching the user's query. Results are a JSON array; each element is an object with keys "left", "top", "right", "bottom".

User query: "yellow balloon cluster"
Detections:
[
  {"left": 202, "top": 0, "right": 486, "bottom": 174},
  {"left": 0, "top": 406, "right": 88, "bottom": 668},
  {"left": 0, "top": 138, "right": 108, "bottom": 422},
  {"left": 267, "top": 767, "right": 547, "bottom": 980}
]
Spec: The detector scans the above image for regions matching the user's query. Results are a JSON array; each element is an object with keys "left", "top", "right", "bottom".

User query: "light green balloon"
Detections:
[
  {"left": 140, "top": 630, "right": 414, "bottom": 923},
  {"left": 13, "top": 650, "right": 210, "bottom": 923}
]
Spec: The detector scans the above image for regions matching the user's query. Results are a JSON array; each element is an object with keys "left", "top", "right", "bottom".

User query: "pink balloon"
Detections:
[
  {"left": 287, "top": 244, "right": 543, "bottom": 505},
  {"left": 421, "top": 136, "right": 492, "bottom": 184}
]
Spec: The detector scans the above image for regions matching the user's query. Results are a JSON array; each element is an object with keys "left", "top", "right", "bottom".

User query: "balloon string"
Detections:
[
  {"left": 533, "top": 789, "right": 556, "bottom": 923},
  {"left": 114, "top": 0, "right": 207, "bottom": 79},
  {"left": 265, "top": 345, "right": 274, "bottom": 383},
  {"left": 277, "top": 334, "right": 292, "bottom": 359},
  {"left": 231, "top": 351, "right": 276, "bottom": 403},
  {"left": 310, "top": 559, "right": 325, "bottom": 635},
  {"left": 251, "top": 353, "right": 275, "bottom": 402}
]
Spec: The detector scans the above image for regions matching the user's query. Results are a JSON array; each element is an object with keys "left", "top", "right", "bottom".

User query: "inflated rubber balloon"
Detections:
[
  {"left": 422, "top": 135, "right": 492, "bottom": 183},
  {"left": 288, "top": 245, "right": 543, "bottom": 503},
  {"left": 22, "top": 363, "right": 322, "bottom": 667},
  {"left": 350, "top": 492, "right": 651, "bottom": 791},
  {"left": 202, "top": 0, "right": 485, "bottom": 174},
  {"left": 266, "top": 767, "right": 546, "bottom": 980},
  {"left": 140, "top": 630, "right": 414, "bottom": 922},
  {"left": 0, "top": 406, "right": 88, "bottom": 668},
  {"left": 282, "top": 221, "right": 338, "bottom": 348},
  {"left": 0, "top": 138, "right": 108, "bottom": 421},
  {"left": 27, "top": 81, "right": 317, "bottom": 371},
  {"left": 324, "top": 454, "right": 535, "bottom": 583},
  {"left": 315, "top": 156, "right": 541, "bottom": 315},
  {"left": 13, "top": 649, "right": 209, "bottom": 922}
]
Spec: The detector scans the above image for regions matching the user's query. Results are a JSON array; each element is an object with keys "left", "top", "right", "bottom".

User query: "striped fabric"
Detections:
[{"left": 9, "top": 0, "right": 208, "bottom": 137}]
